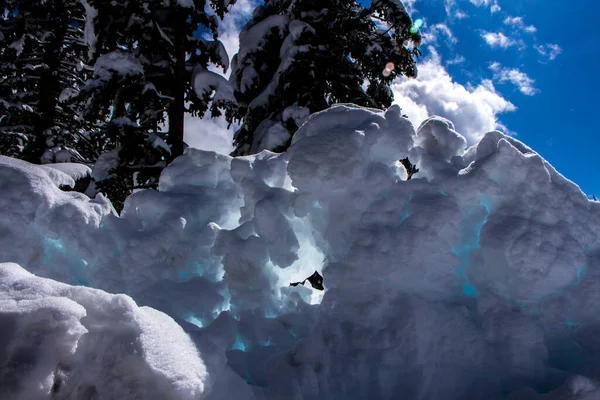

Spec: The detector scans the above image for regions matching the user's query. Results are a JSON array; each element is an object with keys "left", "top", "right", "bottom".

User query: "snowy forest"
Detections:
[
  {"left": 0, "top": 0, "right": 420, "bottom": 210},
  {"left": 2, "top": 1, "right": 600, "bottom": 400}
]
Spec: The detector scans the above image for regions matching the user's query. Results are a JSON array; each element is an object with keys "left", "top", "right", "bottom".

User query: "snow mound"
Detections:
[
  {"left": 0, "top": 156, "right": 113, "bottom": 284},
  {"left": 1, "top": 105, "right": 600, "bottom": 399},
  {"left": 40, "top": 163, "right": 91, "bottom": 182},
  {"left": 415, "top": 116, "right": 467, "bottom": 161},
  {"left": 0, "top": 262, "right": 207, "bottom": 400}
]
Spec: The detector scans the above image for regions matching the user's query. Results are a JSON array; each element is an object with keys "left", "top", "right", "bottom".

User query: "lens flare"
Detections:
[
  {"left": 382, "top": 62, "right": 395, "bottom": 77},
  {"left": 410, "top": 18, "right": 423, "bottom": 34}
]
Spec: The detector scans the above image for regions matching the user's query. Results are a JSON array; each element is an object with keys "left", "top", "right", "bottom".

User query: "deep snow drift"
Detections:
[{"left": 1, "top": 104, "right": 600, "bottom": 399}]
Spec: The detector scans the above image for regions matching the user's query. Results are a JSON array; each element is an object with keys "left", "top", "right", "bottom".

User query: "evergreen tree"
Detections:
[
  {"left": 227, "top": 0, "right": 421, "bottom": 156},
  {"left": 0, "top": 0, "right": 92, "bottom": 163},
  {"left": 77, "top": 0, "right": 236, "bottom": 210},
  {"left": 81, "top": 0, "right": 234, "bottom": 158}
]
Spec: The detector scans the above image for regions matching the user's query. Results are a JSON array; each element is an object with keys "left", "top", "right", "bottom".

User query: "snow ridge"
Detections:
[{"left": 1, "top": 105, "right": 600, "bottom": 399}]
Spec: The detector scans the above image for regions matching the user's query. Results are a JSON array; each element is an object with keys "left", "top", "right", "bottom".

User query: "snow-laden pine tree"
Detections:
[
  {"left": 77, "top": 0, "right": 237, "bottom": 210},
  {"left": 0, "top": 0, "right": 91, "bottom": 163},
  {"left": 81, "top": 0, "right": 236, "bottom": 157},
  {"left": 227, "top": 0, "right": 421, "bottom": 156}
]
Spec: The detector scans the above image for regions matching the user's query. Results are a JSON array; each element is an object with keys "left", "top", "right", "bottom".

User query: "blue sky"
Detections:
[
  {"left": 384, "top": 0, "right": 599, "bottom": 197},
  {"left": 188, "top": 0, "right": 598, "bottom": 197}
]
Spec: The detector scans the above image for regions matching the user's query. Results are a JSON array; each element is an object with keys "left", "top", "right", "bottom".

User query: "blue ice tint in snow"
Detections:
[
  {"left": 177, "top": 259, "right": 206, "bottom": 283},
  {"left": 195, "top": 261, "right": 205, "bottom": 277},
  {"left": 574, "top": 265, "right": 586, "bottom": 285},
  {"left": 43, "top": 237, "right": 65, "bottom": 265},
  {"left": 395, "top": 196, "right": 413, "bottom": 226},
  {"left": 46, "top": 237, "right": 64, "bottom": 251},
  {"left": 399, "top": 209, "right": 411, "bottom": 223},
  {"left": 217, "top": 286, "right": 232, "bottom": 312},
  {"left": 462, "top": 283, "right": 478, "bottom": 296},
  {"left": 42, "top": 236, "right": 90, "bottom": 285},
  {"left": 564, "top": 319, "right": 578, "bottom": 328},
  {"left": 77, "top": 259, "right": 90, "bottom": 286},
  {"left": 379, "top": 187, "right": 391, "bottom": 198},
  {"left": 479, "top": 194, "right": 492, "bottom": 213},
  {"left": 185, "top": 314, "right": 205, "bottom": 328},
  {"left": 452, "top": 195, "right": 491, "bottom": 297},
  {"left": 232, "top": 333, "right": 249, "bottom": 352}
]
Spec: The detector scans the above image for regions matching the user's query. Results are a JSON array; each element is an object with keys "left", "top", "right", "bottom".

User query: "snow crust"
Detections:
[{"left": 2, "top": 105, "right": 600, "bottom": 399}]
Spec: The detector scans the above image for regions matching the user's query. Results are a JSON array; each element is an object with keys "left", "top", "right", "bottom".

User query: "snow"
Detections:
[
  {"left": 232, "top": 15, "right": 318, "bottom": 115},
  {"left": 279, "top": 20, "right": 316, "bottom": 59},
  {"left": 80, "top": 0, "right": 98, "bottom": 59},
  {"left": 111, "top": 116, "right": 139, "bottom": 127},
  {"left": 372, "top": 0, "right": 412, "bottom": 30},
  {"left": 215, "top": 40, "right": 230, "bottom": 72},
  {"left": 91, "top": 148, "right": 119, "bottom": 182},
  {"left": 238, "top": 65, "right": 259, "bottom": 92},
  {"left": 58, "top": 87, "right": 78, "bottom": 102},
  {"left": 237, "top": 14, "right": 289, "bottom": 61},
  {"left": 92, "top": 51, "right": 144, "bottom": 84},
  {"left": 192, "top": 66, "right": 237, "bottom": 105},
  {"left": 8, "top": 35, "right": 25, "bottom": 56},
  {"left": 0, "top": 262, "right": 208, "bottom": 400},
  {"left": 250, "top": 119, "right": 290, "bottom": 153},
  {"left": 177, "top": 0, "right": 196, "bottom": 8},
  {"left": 155, "top": 22, "right": 175, "bottom": 46},
  {"left": 147, "top": 132, "right": 172, "bottom": 154},
  {"left": 246, "top": 43, "right": 312, "bottom": 111},
  {"left": 2, "top": 105, "right": 600, "bottom": 399},
  {"left": 40, "top": 163, "right": 91, "bottom": 182},
  {"left": 282, "top": 105, "right": 310, "bottom": 128},
  {"left": 415, "top": 116, "right": 467, "bottom": 161}
]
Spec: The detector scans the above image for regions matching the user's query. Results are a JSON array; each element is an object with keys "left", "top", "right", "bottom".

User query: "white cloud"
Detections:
[
  {"left": 468, "top": 0, "right": 501, "bottom": 13},
  {"left": 424, "top": 23, "right": 457, "bottom": 46},
  {"left": 489, "top": 62, "right": 538, "bottom": 96},
  {"left": 184, "top": 113, "right": 236, "bottom": 155},
  {"left": 185, "top": 0, "right": 257, "bottom": 154},
  {"left": 481, "top": 31, "right": 519, "bottom": 49},
  {"left": 535, "top": 43, "right": 562, "bottom": 61},
  {"left": 444, "top": 0, "right": 469, "bottom": 19},
  {"left": 185, "top": 1, "right": 524, "bottom": 153},
  {"left": 392, "top": 47, "right": 516, "bottom": 144},
  {"left": 402, "top": 0, "right": 417, "bottom": 13},
  {"left": 503, "top": 16, "right": 537, "bottom": 33},
  {"left": 216, "top": 0, "right": 259, "bottom": 75},
  {"left": 469, "top": 0, "right": 491, "bottom": 6},
  {"left": 446, "top": 55, "right": 466, "bottom": 65}
]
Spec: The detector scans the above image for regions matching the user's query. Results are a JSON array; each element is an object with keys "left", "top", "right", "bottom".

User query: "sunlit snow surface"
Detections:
[{"left": 2, "top": 104, "right": 600, "bottom": 399}]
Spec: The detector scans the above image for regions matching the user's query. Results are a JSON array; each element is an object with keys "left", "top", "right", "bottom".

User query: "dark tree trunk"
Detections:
[
  {"left": 27, "top": 2, "right": 68, "bottom": 163},
  {"left": 167, "top": 9, "right": 187, "bottom": 161},
  {"left": 112, "top": 87, "right": 127, "bottom": 119}
]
